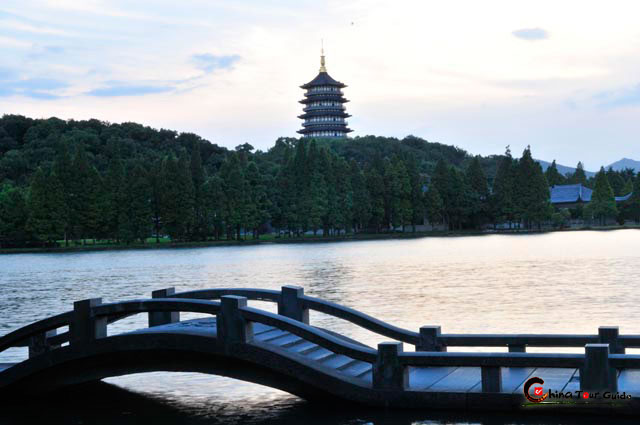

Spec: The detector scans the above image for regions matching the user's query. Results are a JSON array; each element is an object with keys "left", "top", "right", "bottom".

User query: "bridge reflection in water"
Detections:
[{"left": 2, "top": 286, "right": 640, "bottom": 416}]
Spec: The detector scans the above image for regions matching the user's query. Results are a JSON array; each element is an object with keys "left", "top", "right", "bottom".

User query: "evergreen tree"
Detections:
[
  {"left": 431, "top": 159, "right": 453, "bottom": 227},
  {"left": 52, "top": 142, "right": 73, "bottom": 245},
  {"left": 514, "top": 147, "right": 550, "bottom": 229},
  {"left": 148, "top": 159, "right": 164, "bottom": 242},
  {"left": 104, "top": 157, "right": 126, "bottom": 241},
  {"left": 425, "top": 186, "right": 444, "bottom": 226},
  {"left": 364, "top": 164, "right": 385, "bottom": 232},
  {"left": 330, "top": 155, "right": 353, "bottom": 234},
  {"left": 606, "top": 167, "right": 626, "bottom": 196},
  {"left": 624, "top": 175, "right": 640, "bottom": 223},
  {"left": 68, "top": 144, "right": 95, "bottom": 243},
  {"left": 161, "top": 155, "right": 194, "bottom": 241},
  {"left": 350, "top": 160, "right": 371, "bottom": 233},
  {"left": 584, "top": 167, "right": 617, "bottom": 225},
  {"left": 446, "top": 168, "right": 468, "bottom": 230},
  {"left": 273, "top": 147, "right": 295, "bottom": 235},
  {"left": 0, "top": 184, "right": 29, "bottom": 246},
  {"left": 219, "top": 152, "right": 247, "bottom": 240},
  {"left": 544, "top": 160, "right": 565, "bottom": 187},
  {"left": 245, "top": 161, "right": 269, "bottom": 238},
  {"left": 119, "top": 164, "right": 152, "bottom": 243},
  {"left": 203, "top": 175, "right": 226, "bottom": 239},
  {"left": 190, "top": 142, "right": 207, "bottom": 240},
  {"left": 568, "top": 162, "right": 588, "bottom": 186},
  {"left": 465, "top": 156, "right": 489, "bottom": 229},
  {"left": 406, "top": 157, "right": 424, "bottom": 231},
  {"left": 308, "top": 166, "right": 328, "bottom": 235},
  {"left": 390, "top": 156, "right": 412, "bottom": 231},
  {"left": 491, "top": 147, "right": 516, "bottom": 228},
  {"left": 320, "top": 149, "right": 339, "bottom": 235},
  {"left": 621, "top": 178, "right": 634, "bottom": 197},
  {"left": 293, "top": 139, "right": 310, "bottom": 235},
  {"left": 26, "top": 169, "right": 65, "bottom": 245}
]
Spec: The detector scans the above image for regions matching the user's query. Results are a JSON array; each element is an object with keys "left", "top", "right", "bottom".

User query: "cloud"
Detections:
[
  {"left": 512, "top": 28, "right": 549, "bottom": 41},
  {"left": 192, "top": 53, "right": 241, "bottom": 74},
  {"left": 595, "top": 84, "right": 640, "bottom": 108},
  {"left": 0, "top": 35, "right": 32, "bottom": 48},
  {"left": 86, "top": 84, "right": 174, "bottom": 97},
  {"left": 0, "top": 74, "right": 68, "bottom": 99}
]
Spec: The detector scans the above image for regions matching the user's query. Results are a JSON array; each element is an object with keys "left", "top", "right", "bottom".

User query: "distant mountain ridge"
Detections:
[
  {"left": 606, "top": 158, "right": 640, "bottom": 172},
  {"left": 536, "top": 157, "right": 639, "bottom": 178},
  {"left": 536, "top": 159, "right": 595, "bottom": 178}
]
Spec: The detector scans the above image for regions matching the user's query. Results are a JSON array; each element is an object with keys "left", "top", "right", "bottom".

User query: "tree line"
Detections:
[{"left": 0, "top": 115, "right": 638, "bottom": 247}]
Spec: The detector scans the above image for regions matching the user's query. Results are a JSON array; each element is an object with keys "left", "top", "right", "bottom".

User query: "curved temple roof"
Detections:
[{"left": 550, "top": 184, "right": 633, "bottom": 204}]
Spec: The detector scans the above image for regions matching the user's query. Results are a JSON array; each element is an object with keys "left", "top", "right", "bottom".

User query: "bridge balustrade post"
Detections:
[
  {"left": 580, "top": 343, "right": 617, "bottom": 392},
  {"left": 70, "top": 298, "right": 107, "bottom": 345},
  {"left": 28, "top": 329, "right": 59, "bottom": 358},
  {"left": 599, "top": 326, "right": 624, "bottom": 354},
  {"left": 481, "top": 366, "right": 502, "bottom": 392},
  {"left": 372, "top": 342, "right": 408, "bottom": 391},
  {"left": 149, "top": 287, "right": 180, "bottom": 327},
  {"left": 416, "top": 326, "right": 446, "bottom": 352},
  {"left": 508, "top": 344, "right": 526, "bottom": 353},
  {"left": 278, "top": 286, "right": 309, "bottom": 324},
  {"left": 217, "top": 296, "right": 253, "bottom": 350}
]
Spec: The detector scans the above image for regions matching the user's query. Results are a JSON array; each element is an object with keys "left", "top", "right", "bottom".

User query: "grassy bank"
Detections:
[{"left": 1, "top": 224, "right": 638, "bottom": 255}]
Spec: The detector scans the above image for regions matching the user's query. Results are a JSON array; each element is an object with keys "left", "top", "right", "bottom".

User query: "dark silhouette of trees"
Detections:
[{"left": 0, "top": 114, "right": 636, "bottom": 248}]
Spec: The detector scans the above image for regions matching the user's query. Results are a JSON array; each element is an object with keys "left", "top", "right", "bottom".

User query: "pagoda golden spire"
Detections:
[{"left": 319, "top": 39, "right": 326, "bottom": 72}]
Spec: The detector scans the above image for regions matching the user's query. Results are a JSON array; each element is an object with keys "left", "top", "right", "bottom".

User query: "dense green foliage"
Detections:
[
  {"left": 0, "top": 115, "right": 637, "bottom": 248},
  {"left": 584, "top": 167, "right": 617, "bottom": 225}
]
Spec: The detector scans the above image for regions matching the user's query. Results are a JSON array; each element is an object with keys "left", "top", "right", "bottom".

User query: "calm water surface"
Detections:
[{"left": 1, "top": 230, "right": 639, "bottom": 424}]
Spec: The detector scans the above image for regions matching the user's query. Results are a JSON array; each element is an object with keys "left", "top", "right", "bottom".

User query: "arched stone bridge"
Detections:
[{"left": 2, "top": 286, "right": 640, "bottom": 414}]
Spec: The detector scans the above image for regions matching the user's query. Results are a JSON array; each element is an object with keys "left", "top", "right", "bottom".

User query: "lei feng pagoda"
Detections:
[{"left": 297, "top": 48, "right": 353, "bottom": 138}]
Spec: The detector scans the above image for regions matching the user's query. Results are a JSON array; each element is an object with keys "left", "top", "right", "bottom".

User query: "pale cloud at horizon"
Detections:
[{"left": 0, "top": 0, "right": 639, "bottom": 170}]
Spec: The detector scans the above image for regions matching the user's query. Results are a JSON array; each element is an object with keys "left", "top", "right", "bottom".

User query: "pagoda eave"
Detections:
[
  {"left": 297, "top": 112, "right": 351, "bottom": 119},
  {"left": 297, "top": 127, "right": 353, "bottom": 134},
  {"left": 299, "top": 98, "right": 350, "bottom": 104}
]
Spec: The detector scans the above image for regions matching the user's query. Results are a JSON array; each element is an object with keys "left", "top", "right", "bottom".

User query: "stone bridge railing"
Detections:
[{"left": 2, "top": 286, "right": 640, "bottom": 395}]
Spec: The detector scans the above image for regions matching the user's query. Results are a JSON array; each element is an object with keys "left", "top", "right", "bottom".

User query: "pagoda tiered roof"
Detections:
[
  {"left": 299, "top": 94, "right": 350, "bottom": 104},
  {"left": 297, "top": 49, "right": 353, "bottom": 138},
  {"left": 298, "top": 110, "right": 351, "bottom": 119},
  {"left": 297, "top": 124, "right": 354, "bottom": 135},
  {"left": 300, "top": 71, "right": 347, "bottom": 89}
]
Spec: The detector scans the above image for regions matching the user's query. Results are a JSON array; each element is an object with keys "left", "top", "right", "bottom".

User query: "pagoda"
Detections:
[{"left": 297, "top": 48, "right": 352, "bottom": 138}]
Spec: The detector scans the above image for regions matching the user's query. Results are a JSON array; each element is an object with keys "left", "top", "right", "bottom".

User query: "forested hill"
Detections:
[
  {"left": 0, "top": 115, "right": 228, "bottom": 186},
  {"left": 0, "top": 114, "right": 495, "bottom": 186},
  {"left": 3, "top": 114, "right": 636, "bottom": 249}
]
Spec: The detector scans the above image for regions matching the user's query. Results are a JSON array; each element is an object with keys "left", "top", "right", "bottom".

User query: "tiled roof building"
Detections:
[{"left": 550, "top": 184, "right": 632, "bottom": 207}]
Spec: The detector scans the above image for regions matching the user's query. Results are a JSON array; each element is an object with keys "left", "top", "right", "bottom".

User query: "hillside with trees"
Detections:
[{"left": 0, "top": 114, "right": 637, "bottom": 248}]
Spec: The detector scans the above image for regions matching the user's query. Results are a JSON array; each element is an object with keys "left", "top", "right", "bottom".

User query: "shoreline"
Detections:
[{"left": 1, "top": 225, "right": 638, "bottom": 255}]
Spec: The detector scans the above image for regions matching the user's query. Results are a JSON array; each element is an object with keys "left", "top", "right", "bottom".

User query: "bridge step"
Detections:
[
  {"left": 265, "top": 334, "right": 302, "bottom": 347},
  {"left": 255, "top": 329, "right": 289, "bottom": 342},
  {"left": 321, "top": 353, "right": 354, "bottom": 369},
  {"left": 286, "top": 340, "right": 317, "bottom": 353},
  {"left": 337, "top": 360, "right": 372, "bottom": 376},
  {"left": 253, "top": 325, "right": 277, "bottom": 336},
  {"left": 298, "top": 344, "right": 322, "bottom": 356},
  {"left": 306, "top": 347, "right": 334, "bottom": 361}
]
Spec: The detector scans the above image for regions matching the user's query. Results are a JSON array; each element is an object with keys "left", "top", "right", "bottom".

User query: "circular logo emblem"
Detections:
[{"left": 523, "top": 376, "right": 548, "bottom": 403}]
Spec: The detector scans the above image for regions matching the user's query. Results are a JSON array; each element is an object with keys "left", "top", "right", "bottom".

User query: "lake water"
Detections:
[{"left": 1, "top": 230, "right": 639, "bottom": 424}]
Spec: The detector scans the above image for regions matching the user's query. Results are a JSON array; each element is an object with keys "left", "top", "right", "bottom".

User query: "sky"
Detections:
[{"left": 1, "top": 0, "right": 639, "bottom": 170}]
